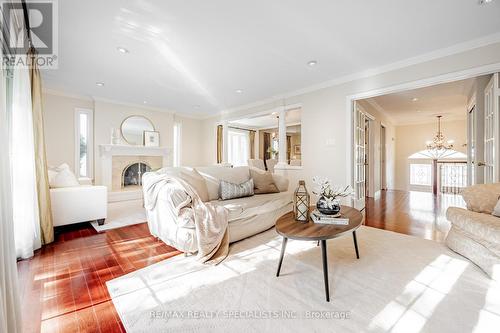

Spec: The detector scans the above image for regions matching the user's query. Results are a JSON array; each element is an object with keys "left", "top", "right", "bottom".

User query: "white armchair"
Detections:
[
  {"left": 50, "top": 185, "right": 107, "bottom": 226},
  {"left": 248, "top": 159, "right": 265, "bottom": 170}
]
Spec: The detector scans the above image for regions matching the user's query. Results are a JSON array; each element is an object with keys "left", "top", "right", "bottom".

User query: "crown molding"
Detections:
[
  {"left": 92, "top": 96, "right": 177, "bottom": 115},
  {"left": 217, "top": 32, "right": 500, "bottom": 117},
  {"left": 364, "top": 99, "right": 397, "bottom": 125},
  {"left": 43, "top": 88, "right": 209, "bottom": 120}
]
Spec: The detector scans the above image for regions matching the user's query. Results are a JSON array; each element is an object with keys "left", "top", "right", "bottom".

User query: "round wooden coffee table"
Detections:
[{"left": 275, "top": 205, "right": 363, "bottom": 302}]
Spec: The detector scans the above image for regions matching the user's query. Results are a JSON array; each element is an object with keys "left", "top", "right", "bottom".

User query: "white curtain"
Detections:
[
  {"left": 6, "top": 4, "right": 42, "bottom": 259},
  {"left": 1, "top": 44, "right": 22, "bottom": 333},
  {"left": 11, "top": 64, "right": 42, "bottom": 259}
]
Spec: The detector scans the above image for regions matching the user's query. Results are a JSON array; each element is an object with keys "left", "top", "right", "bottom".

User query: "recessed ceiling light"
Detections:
[
  {"left": 117, "top": 47, "right": 129, "bottom": 54},
  {"left": 143, "top": 101, "right": 147, "bottom": 104},
  {"left": 412, "top": 97, "right": 418, "bottom": 102},
  {"left": 235, "top": 89, "right": 243, "bottom": 94},
  {"left": 307, "top": 60, "right": 318, "bottom": 67},
  {"left": 96, "top": 82, "right": 104, "bottom": 87},
  {"left": 478, "top": 0, "right": 494, "bottom": 5}
]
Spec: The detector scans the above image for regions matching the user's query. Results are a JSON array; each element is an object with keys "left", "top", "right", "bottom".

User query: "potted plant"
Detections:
[
  {"left": 312, "top": 177, "right": 352, "bottom": 215},
  {"left": 267, "top": 147, "right": 278, "bottom": 159}
]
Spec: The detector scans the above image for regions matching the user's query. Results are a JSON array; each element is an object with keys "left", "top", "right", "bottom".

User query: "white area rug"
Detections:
[
  {"left": 91, "top": 199, "right": 146, "bottom": 232},
  {"left": 107, "top": 226, "right": 500, "bottom": 333}
]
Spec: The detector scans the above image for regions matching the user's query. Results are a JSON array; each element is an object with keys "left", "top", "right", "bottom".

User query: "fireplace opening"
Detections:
[{"left": 122, "top": 162, "right": 151, "bottom": 188}]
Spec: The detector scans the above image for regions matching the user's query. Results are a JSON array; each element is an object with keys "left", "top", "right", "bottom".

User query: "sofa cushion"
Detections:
[
  {"left": 49, "top": 163, "right": 80, "bottom": 188},
  {"left": 179, "top": 168, "right": 209, "bottom": 202},
  {"left": 212, "top": 191, "right": 292, "bottom": 222},
  {"left": 272, "top": 174, "right": 289, "bottom": 192},
  {"left": 197, "top": 166, "right": 250, "bottom": 201},
  {"left": 220, "top": 178, "right": 254, "bottom": 200},
  {"left": 461, "top": 183, "right": 500, "bottom": 214},
  {"left": 250, "top": 168, "right": 279, "bottom": 194}
]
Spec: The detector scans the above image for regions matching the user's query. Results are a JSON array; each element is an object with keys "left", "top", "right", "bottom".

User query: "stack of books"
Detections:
[{"left": 311, "top": 209, "right": 349, "bottom": 225}]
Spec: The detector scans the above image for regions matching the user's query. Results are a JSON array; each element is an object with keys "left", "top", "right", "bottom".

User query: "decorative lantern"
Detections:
[{"left": 294, "top": 180, "right": 310, "bottom": 222}]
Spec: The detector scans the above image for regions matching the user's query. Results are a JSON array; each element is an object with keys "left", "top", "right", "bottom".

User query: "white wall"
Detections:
[
  {"left": 42, "top": 92, "right": 94, "bottom": 171},
  {"left": 200, "top": 42, "right": 500, "bottom": 194},
  {"left": 42, "top": 92, "right": 205, "bottom": 185},
  {"left": 93, "top": 100, "right": 175, "bottom": 184},
  {"left": 174, "top": 115, "right": 204, "bottom": 167},
  {"left": 394, "top": 120, "right": 467, "bottom": 191}
]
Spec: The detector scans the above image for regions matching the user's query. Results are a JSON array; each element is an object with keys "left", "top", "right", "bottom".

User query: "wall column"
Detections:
[{"left": 276, "top": 107, "right": 287, "bottom": 168}]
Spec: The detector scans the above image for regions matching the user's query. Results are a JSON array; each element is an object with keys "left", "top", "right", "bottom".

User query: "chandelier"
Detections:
[{"left": 424, "top": 115, "right": 455, "bottom": 159}]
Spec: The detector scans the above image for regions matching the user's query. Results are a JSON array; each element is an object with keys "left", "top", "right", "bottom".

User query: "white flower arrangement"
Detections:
[{"left": 312, "top": 176, "right": 353, "bottom": 209}]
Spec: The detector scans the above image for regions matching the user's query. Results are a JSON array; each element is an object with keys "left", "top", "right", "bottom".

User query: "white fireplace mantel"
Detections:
[
  {"left": 99, "top": 144, "right": 170, "bottom": 158},
  {"left": 99, "top": 144, "right": 171, "bottom": 199}
]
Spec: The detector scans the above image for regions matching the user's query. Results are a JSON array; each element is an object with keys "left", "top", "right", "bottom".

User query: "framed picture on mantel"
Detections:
[{"left": 144, "top": 130, "right": 160, "bottom": 147}]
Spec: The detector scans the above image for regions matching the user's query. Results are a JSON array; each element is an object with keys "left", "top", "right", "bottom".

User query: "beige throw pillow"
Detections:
[
  {"left": 250, "top": 169, "right": 279, "bottom": 194},
  {"left": 179, "top": 168, "right": 209, "bottom": 202},
  {"left": 272, "top": 173, "right": 289, "bottom": 192},
  {"left": 461, "top": 183, "right": 500, "bottom": 214}
]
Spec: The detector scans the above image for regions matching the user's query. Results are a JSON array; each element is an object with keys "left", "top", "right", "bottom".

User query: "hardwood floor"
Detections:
[
  {"left": 365, "top": 189, "right": 466, "bottom": 242},
  {"left": 17, "top": 189, "right": 465, "bottom": 332},
  {"left": 17, "top": 223, "right": 181, "bottom": 333}
]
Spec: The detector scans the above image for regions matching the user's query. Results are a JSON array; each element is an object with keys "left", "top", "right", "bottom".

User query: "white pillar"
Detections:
[
  {"left": 222, "top": 120, "right": 229, "bottom": 164},
  {"left": 276, "top": 107, "right": 287, "bottom": 168}
]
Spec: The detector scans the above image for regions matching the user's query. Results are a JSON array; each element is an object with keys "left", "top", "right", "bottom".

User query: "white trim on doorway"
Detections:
[{"left": 345, "top": 61, "right": 500, "bottom": 193}]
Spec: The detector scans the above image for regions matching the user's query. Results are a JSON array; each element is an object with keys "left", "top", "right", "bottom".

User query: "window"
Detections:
[
  {"left": 410, "top": 163, "right": 431, "bottom": 186},
  {"left": 75, "top": 108, "right": 93, "bottom": 178},
  {"left": 173, "top": 122, "right": 182, "bottom": 167},
  {"left": 228, "top": 129, "right": 249, "bottom": 167}
]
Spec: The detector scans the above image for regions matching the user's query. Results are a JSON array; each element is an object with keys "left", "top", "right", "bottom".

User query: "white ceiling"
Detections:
[
  {"left": 41, "top": 0, "right": 500, "bottom": 117},
  {"left": 364, "top": 78, "right": 478, "bottom": 125},
  {"left": 230, "top": 109, "right": 301, "bottom": 129}
]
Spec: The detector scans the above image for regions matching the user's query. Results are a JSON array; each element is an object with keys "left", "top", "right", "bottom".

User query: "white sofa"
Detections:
[
  {"left": 144, "top": 166, "right": 293, "bottom": 253},
  {"left": 50, "top": 184, "right": 107, "bottom": 227}
]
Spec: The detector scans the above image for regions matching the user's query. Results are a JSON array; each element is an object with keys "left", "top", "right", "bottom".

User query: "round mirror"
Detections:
[{"left": 121, "top": 116, "right": 155, "bottom": 145}]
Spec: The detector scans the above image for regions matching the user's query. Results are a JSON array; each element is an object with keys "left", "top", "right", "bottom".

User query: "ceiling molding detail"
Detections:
[{"left": 218, "top": 32, "right": 500, "bottom": 117}]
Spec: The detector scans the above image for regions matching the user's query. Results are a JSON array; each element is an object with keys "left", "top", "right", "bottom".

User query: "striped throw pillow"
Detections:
[{"left": 220, "top": 179, "right": 254, "bottom": 200}]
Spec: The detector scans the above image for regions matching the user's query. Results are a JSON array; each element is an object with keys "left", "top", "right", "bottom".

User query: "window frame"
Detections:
[
  {"left": 227, "top": 128, "right": 250, "bottom": 167},
  {"left": 409, "top": 162, "right": 432, "bottom": 191},
  {"left": 74, "top": 108, "right": 94, "bottom": 179}
]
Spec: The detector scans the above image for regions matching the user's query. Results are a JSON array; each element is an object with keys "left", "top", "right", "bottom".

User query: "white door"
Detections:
[
  {"left": 483, "top": 73, "right": 500, "bottom": 183},
  {"left": 353, "top": 103, "right": 366, "bottom": 210}
]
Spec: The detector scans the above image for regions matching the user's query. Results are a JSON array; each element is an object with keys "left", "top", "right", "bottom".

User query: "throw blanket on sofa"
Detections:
[{"left": 143, "top": 173, "right": 229, "bottom": 265}]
